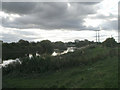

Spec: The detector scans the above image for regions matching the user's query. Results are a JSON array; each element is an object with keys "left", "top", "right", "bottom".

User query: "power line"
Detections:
[
  {"left": 98, "top": 30, "right": 100, "bottom": 43},
  {"left": 96, "top": 30, "right": 97, "bottom": 42},
  {"left": 95, "top": 30, "right": 100, "bottom": 43},
  {"left": 92, "top": 28, "right": 100, "bottom": 43}
]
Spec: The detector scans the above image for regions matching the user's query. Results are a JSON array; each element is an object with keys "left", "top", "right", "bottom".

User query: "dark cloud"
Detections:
[
  {"left": 2, "top": 2, "right": 99, "bottom": 30},
  {"left": 2, "top": 2, "right": 37, "bottom": 15},
  {"left": 2, "top": 2, "right": 118, "bottom": 31}
]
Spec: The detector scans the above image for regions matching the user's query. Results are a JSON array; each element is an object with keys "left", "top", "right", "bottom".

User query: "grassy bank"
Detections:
[{"left": 3, "top": 56, "right": 118, "bottom": 88}]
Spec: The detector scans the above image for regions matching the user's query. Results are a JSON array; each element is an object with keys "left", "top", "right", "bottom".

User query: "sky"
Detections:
[{"left": 0, "top": 0, "right": 119, "bottom": 43}]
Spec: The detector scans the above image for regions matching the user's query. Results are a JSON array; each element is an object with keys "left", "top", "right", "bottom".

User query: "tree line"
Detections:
[
  {"left": 2, "top": 39, "right": 95, "bottom": 60},
  {"left": 2, "top": 37, "right": 119, "bottom": 76}
]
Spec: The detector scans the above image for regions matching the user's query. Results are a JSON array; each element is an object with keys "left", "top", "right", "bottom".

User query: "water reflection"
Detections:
[
  {"left": 28, "top": 53, "right": 40, "bottom": 59},
  {"left": 52, "top": 47, "right": 75, "bottom": 56},
  {"left": 1, "top": 58, "right": 21, "bottom": 67},
  {"left": 29, "top": 54, "right": 33, "bottom": 59},
  {"left": 1, "top": 47, "right": 76, "bottom": 66}
]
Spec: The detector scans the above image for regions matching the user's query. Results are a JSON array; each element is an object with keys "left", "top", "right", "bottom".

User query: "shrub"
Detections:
[{"left": 102, "top": 37, "right": 117, "bottom": 47}]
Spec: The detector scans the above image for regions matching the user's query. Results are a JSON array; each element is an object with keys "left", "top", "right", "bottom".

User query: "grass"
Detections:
[{"left": 3, "top": 55, "right": 118, "bottom": 88}]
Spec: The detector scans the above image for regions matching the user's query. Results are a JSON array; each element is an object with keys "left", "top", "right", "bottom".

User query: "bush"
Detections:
[{"left": 102, "top": 38, "right": 117, "bottom": 47}]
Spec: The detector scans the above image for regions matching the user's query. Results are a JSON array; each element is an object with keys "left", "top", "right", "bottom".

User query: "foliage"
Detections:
[
  {"left": 2, "top": 39, "right": 95, "bottom": 60},
  {"left": 40, "top": 40, "right": 54, "bottom": 54},
  {"left": 2, "top": 40, "right": 54, "bottom": 60},
  {"left": 53, "top": 41, "right": 67, "bottom": 50},
  {"left": 3, "top": 46, "right": 115, "bottom": 75},
  {"left": 102, "top": 37, "right": 117, "bottom": 47},
  {"left": 2, "top": 38, "right": 119, "bottom": 88},
  {"left": 3, "top": 56, "right": 118, "bottom": 88}
]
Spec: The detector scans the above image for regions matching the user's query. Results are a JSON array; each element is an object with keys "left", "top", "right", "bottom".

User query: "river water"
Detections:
[
  {"left": 52, "top": 47, "right": 75, "bottom": 56},
  {"left": 0, "top": 47, "right": 76, "bottom": 67}
]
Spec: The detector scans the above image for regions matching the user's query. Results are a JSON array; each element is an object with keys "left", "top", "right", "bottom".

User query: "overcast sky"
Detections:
[{"left": 0, "top": 0, "right": 119, "bottom": 43}]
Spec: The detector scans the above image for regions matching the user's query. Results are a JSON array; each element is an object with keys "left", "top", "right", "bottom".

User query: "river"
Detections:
[{"left": 0, "top": 47, "right": 76, "bottom": 67}]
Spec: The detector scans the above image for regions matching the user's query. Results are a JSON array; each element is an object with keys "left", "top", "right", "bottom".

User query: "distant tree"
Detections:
[
  {"left": 84, "top": 39, "right": 90, "bottom": 45},
  {"left": 30, "top": 42, "right": 36, "bottom": 46},
  {"left": 102, "top": 37, "right": 117, "bottom": 47},
  {"left": 54, "top": 41, "right": 67, "bottom": 50},
  {"left": 18, "top": 39, "right": 29, "bottom": 46},
  {"left": 75, "top": 40, "right": 89, "bottom": 47},
  {"left": 40, "top": 40, "right": 54, "bottom": 54}
]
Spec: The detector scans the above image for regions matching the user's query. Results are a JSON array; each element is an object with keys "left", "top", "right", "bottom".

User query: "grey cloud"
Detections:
[
  {"left": 101, "top": 20, "right": 118, "bottom": 30},
  {"left": 2, "top": 30, "right": 43, "bottom": 42},
  {"left": 2, "top": 2, "right": 98, "bottom": 30},
  {"left": 91, "top": 14, "right": 117, "bottom": 20},
  {"left": 87, "top": 13, "right": 118, "bottom": 31},
  {"left": 2, "top": 2, "right": 37, "bottom": 15},
  {"left": 2, "top": 33, "right": 39, "bottom": 43}
]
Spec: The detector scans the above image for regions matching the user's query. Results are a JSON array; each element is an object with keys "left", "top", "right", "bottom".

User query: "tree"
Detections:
[
  {"left": 18, "top": 39, "right": 29, "bottom": 46},
  {"left": 40, "top": 40, "right": 54, "bottom": 54},
  {"left": 102, "top": 37, "right": 117, "bottom": 47},
  {"left": 54, "top": 41, "right": 67, "bottom": 50}
]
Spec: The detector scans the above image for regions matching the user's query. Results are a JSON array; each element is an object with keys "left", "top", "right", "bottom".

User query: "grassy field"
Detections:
[{"left": 3, "top": 55, "right": 118, "bottom": 88}]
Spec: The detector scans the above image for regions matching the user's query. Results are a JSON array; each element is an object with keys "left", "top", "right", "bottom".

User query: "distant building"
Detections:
[{"left": 75, "top": 39, "right": 80, "bottom": 43}]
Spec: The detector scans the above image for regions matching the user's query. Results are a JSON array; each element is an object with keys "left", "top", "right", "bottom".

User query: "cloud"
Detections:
[
  {"left": 1, "top": 27, "right": 43, "bottom": 42},
  {"left": 85, "top": 13, "right": 118, "bottom": 30},
  {"left": 101, "top": 19, "right": 118, "bottom": 30},
  {"left": 2, "top": 2, "right": 37, "bottom": 15},
  {"left": 1, "top": 27, "right": 118, "bottom": 43},
  {"left": 2, "top": 2, "right": 99, "bottom": 30},
  {"left": 1, "top": 1, "right": 118, "bottom": 42}
]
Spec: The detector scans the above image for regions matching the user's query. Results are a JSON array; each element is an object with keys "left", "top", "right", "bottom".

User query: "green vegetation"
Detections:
[
  {"left": 2, "top": 39, "right": 94, "bottom": 60},
  {"left": 102, "top": 37, "right": 117, "bottom": 47},
  {"left": 2, "top": 37, "right": 119, "bottom": 88},
  {"left": 2, "top": 40, "right": 54, "bottom": 60},
  {"left": 3, "top": 55, "right": 118, "bottom": 88},
  {"left": 3, "top": 46, "right": 114, "bottom": 74},
  {"left": 3, "top": 45, "right": 118, "bottom": 88},
  {"left": 54, "top": 41, "right": 67, "bottom": 51}
]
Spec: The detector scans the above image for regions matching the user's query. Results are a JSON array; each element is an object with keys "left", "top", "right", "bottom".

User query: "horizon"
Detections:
[{"left": 1, "top": 36, "right": 118, "bottom": 44}]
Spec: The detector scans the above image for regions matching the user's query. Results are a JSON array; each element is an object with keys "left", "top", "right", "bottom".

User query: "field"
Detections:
[{"left": 2, "top": 46, "right": 118, "bottom": 88}]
